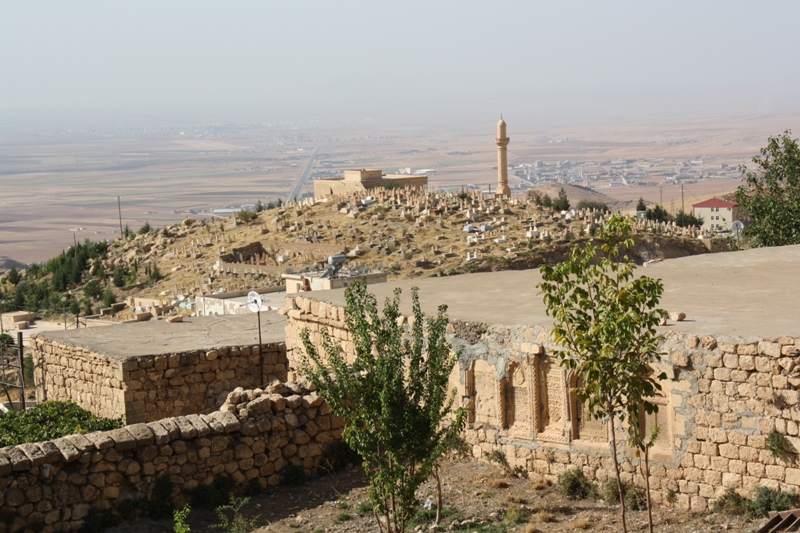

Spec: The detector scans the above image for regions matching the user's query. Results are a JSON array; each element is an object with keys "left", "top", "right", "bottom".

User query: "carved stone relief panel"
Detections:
[
  {"left": 470, "top": 359, "right": 505, "bottom": 428},
  {"left": 536, "top": 355, "right": 569, "bottom": 443},
  {"left": 506, "top": 360, "right": 535, "bottom": 440}
]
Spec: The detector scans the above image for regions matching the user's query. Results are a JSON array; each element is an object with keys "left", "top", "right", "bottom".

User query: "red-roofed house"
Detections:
[{"left": 692, "top": 198, "right": 737, "bottom": 232}]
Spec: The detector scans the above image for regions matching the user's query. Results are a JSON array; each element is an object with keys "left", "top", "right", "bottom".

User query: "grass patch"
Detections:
[
  {"left": 337, "top": 501, "right": 349, "bottom": 509},
  {"left": 535, "top": 511, "right": 556, "bottom": 523},
  {"left": 504, "top": 505, "right": 525, "bottom": 524},
  {"left": 491, "top": 479, "right": 509, "bottom": 489},
  {"left": 571, "top": 518, "right": 591, "bottom": 529},
  {"left": 357, "top": 501, "right": 373, "bottom": 516},
  {"left": 334, "top": 512, "right": 353, "bottom": 523}
]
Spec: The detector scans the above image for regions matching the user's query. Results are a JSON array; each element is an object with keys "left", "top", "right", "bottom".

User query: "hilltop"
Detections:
[{"left": 0, "top": 187, "right": 714, "bottom": 322}]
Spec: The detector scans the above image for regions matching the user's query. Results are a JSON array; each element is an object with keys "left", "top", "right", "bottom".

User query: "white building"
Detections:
[{"left": 692, "top": 198, "right": 737, "bottom": 232}]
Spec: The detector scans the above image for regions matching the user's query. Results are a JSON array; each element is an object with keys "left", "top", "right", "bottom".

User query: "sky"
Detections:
[{"left": 2, "top": 1, "right": 799, "bottom": 126}]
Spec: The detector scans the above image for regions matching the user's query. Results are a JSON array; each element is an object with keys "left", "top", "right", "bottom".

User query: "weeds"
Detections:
[
  {"left": 213, "top": 495, "right": 258, "bottom": 533},
  {"left": 504, "top": 505, "right": 525, "bottom": 524},
  {"left": 571, "top": 518, "right": 591, "bottom": 529},
  {"left": 334, "top": 512, "right": 353, "bottom": 523},
  {"left": 357, "top": 501, "right": 373, "bottom": 516},
  {"left": 491, "top": 479, "right": 509, "bottom": 489},
  {"left": 173, "top": 505, "right": 191, "bottom": 533},
  {"left": 535, "top": 511, "right": 556, "bottom": 523}
]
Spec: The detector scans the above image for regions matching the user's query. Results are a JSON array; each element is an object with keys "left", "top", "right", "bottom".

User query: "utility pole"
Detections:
[
  {"left": 117, "top": 196, "right": 123, "bottom": 238},
  {"left": 681, "top": 183, "right": 685, "bottom": 214},
  {"left": 660, "top": 186, "right": 663, "bottom": 207}
]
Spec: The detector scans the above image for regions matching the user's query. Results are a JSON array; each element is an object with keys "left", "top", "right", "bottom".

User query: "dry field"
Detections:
[{"left": 1, "top": 113, "right": 798, "bottom": 264}]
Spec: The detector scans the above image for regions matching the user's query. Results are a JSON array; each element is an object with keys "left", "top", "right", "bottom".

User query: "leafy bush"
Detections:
[
  {"left": 600, "top": 480, "right": 646, "bottom": 510},
  {"left": 191, "top": 475, "right": 236, "bottom": 509},
  {"left": 236, "top": 209, "right": 258, "bottom": 225},
  {"left": 555, "top": 468, "right": 597, "bottom": 500},
  {"left": 138, "top": 222, "right": 151, "bottom": 235},
  {"left": 319, "top": 440, "right": 361, "bottom": 473},
  {"left": 0, "top": 401, "right": 123, "bottom": 446},
  {"left": 766, "top": 429, "right": 789, "bottom": 459},
  {"left": 213, "top": 495, "right": 258, "bottom": 533},
  {"left": 174, "top": 504, "right": 191, "bottom": 533},
  {"left": 749, "top": 486, "right": 800, "bottom": 518},
  {"left": 281, "top": 463, "right": 307, "bottom": 486}
]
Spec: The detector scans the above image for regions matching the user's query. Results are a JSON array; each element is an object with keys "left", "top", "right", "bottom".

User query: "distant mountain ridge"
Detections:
[{"left": 0, "top": 256, "right": 27, "bottom": 274}]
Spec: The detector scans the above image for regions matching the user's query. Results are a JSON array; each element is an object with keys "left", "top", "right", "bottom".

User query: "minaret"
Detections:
[{"left": 495, "top": 117, "right": 510, "bottom": 197}]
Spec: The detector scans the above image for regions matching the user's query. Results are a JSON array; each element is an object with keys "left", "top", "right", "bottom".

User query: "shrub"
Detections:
[
  {"left": 319, "top": 440, "right": 362, "bottom": 473},
  {"left": 138, "top": 222, "right": 151, "bottom": 235},
  {"left": 174, "top": 504, "right": 191, "bottom": 533},
  {"left": 236, "top": 209, "right": 258, "bottom": 225},
  {"left": 749, "top": 486, "right": 800, "bottom": 518},
  {"left": 191, "top": 476, "right": 235, "bottom": 509},
  {"left": 102, "top": 290, "right": 116, "bottom": 308},
  {"left": 504, "top": 505, "right": 525, "bottom": 524},
  {"left": 213, "top": 495, "right": 258, "bottom": 533},
  {"left": 281, "top": 464, "right": 307, "bottom": 486},
  {"left": 555, "top": 468, "right": 597, "bottom": 500},
  {"left": 600, "top": 480, "right": 646, "bottom": 511},
  {"left": 766, "top": 429, "right": 789, "bottom": 459},
  {"left": 0, "top": 401, "right": 123, "bottom": 446}
]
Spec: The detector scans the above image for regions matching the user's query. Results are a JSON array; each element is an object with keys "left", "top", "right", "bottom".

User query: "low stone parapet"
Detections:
[{"left": 0, "top": 381, "right": 343, "bottom": 533}]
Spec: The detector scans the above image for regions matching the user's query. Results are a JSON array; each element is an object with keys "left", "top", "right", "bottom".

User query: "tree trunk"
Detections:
[
  {"left": 434, "top": 467, "right": 443, "bottom": 524},
  {"left": 608, "top": 409, "right": 627, "bottom": 533},
  {"left": 643, "top": 445, "right": 653, "bottom": 533}
]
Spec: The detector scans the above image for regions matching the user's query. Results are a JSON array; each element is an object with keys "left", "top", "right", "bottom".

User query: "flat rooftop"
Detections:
[
  {"left": 34, "top": 312, "right": 287, "bottom": 360},
  {"left": 303, "top": 244, "right": 800, "bottom": 339}
]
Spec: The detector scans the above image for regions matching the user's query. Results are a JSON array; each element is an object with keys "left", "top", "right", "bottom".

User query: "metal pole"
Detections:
[
  {"left": 117, "top": 196, "right": 124, "bottom": 238},
  {"left": 257, "top": 311, "right": 263, "bottom": 385},
  {"left": 17, "top": 332, "right": 25, "bottom": 411}
]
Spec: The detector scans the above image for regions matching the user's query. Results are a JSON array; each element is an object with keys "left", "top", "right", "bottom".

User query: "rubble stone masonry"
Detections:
[
  {"left": 0, "top": 382, "right": 343, "bottom": 533},
  {"left": 31, "top": 337, "right": 288, "bottom": 424},
  {"left": 283, "top": 294, "right": 800, "bottom": 512}
]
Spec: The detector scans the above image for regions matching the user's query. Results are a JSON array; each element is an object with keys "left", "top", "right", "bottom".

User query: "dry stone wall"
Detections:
[
  {"left": 31, "top": 337, "right": 288, "bottom": 424},
  {"left": 284, "top": 295, "right": 800, "bottom": 512},
  {"left": 0, "top": 381, "right": 343, "bottom": 533}
]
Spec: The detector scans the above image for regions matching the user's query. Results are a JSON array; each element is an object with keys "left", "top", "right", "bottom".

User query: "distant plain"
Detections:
[{"left": 1, "top": 113, "right": 797, "bottom": 264}]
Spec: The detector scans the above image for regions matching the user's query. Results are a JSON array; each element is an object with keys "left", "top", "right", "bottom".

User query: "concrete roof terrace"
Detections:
[
  {"left": 33, "top": 312, "right": 287, "bottom": 361},
  {"left": 301, "top": 244, "right": 800, "bottom": 339}
]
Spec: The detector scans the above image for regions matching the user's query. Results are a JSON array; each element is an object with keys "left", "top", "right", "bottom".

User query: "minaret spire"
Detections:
[{"left": 495, "top": 117, "right": 510, "bottom": 197}]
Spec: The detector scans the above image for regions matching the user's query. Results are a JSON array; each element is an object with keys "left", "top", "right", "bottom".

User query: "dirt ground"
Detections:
[{"left": 104, "top": 458, "right": 763, "bottom": 533}]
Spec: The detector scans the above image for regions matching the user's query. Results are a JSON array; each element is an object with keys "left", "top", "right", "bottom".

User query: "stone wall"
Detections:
[
  {"left": 0, "top": 381, "right": 343, "bottom": 533},
  {"left": 31, "top": 337, "right": 289, "bottom": 424},
  {"left": 284, "top": 295, "right": 800, "bottom": 512}
]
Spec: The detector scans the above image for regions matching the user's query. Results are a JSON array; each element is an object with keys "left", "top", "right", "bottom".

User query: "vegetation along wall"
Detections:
[{"left": 284, "top": 294, "right": 800, "bottom": 512}]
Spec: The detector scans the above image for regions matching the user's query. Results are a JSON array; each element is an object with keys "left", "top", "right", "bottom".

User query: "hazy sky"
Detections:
[{"left": 2, "top": 1, "right": 799, "bottom": 126}]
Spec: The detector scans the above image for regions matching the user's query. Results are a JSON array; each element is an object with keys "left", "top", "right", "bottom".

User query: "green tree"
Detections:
[
  {"left": 645, "top": 204, "right": 671, "bottom": 223},
  {"left": 112, "top": 267, "right": 126, "bottom": 288},
  {"left": 102, "top": 290, "right": 116, "bottom": 308},
  {"left": 84, "top": 280, "right": 103, "bottom": 300},
  {"left": 538, "top": 214, "right": 667, "bottom": 533},
  {"left": 235, "top": 209, "right": 258, "bottom": 225},
  {"left": 540, "top": 193, "right": 553, "bottom": 209},
  {"left": 553, "top": 187, "right": 571, "bottom": 211},
  {"left": 674, "top": 210, "right": 704, "bottom": 229},
  {"left": 734, "top": 130, "right": 800, "bottom": 247},
  {"left": 576, "top": 200, "right": 609, "bottom": 212},
  {"left": 138, "top": 221, "right": 152, "bottom": 235},
  {"left": 299, "top": 282, "right": 467, "bottom": 533},
  {"left": 6, "top": 267, "right": 21, "bottom": 286},
  {"left": 255, "top": 200, "right": 265, "bottom": 213},
  {"left": 636, "top": 197, "right": 647, "bottom": 212}
]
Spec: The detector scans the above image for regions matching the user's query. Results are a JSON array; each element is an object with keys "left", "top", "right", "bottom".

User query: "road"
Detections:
[{"left": 287, "top": 147, "right": 319, "bottom": 203}]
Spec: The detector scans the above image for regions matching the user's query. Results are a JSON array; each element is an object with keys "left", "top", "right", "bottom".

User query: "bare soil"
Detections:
[{"left": 104, "top": 458, "right": 761, "bottom": 533}]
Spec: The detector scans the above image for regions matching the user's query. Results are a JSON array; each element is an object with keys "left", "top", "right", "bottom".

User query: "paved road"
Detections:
[{"left": 288, "top": 147, "right": 319, "bottom": 203}]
